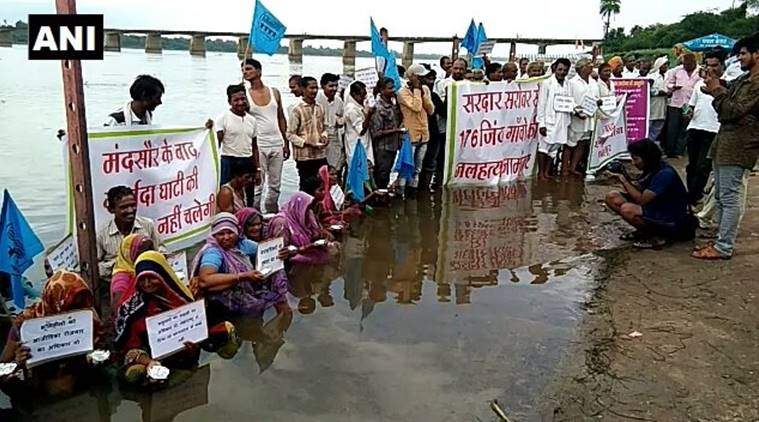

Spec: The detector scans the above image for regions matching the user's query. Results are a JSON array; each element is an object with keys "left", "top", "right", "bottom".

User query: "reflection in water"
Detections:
[{"left": 2, "top": 179, "right": 611, "bottom": 421}]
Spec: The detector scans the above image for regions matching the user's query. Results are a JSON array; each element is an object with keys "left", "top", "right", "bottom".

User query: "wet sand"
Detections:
[{"left": 542, "top": 161, "right": 759, "bottom": 421}]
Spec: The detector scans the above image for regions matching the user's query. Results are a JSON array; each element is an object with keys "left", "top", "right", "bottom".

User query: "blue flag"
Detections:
[
  {"left": 370, "top": 18, "right": 402, "bottom": 91},
  {"left": 0, "top": 190, "right": 44, "bottom": 308},
  {"left": 472, "top": 23, "right": 488, "bottom": 70},
  {"left": 461, "top": 19, "right": 477, "bottom": 53},
  {"left": 347, "top": 140, "right": 369, "bottom": 202},
  {"left": 249, "top": 0, "right": 287, "bottom": 55},
  {"left": 393, "top": 133, "right": 415, "bottom": 181}
]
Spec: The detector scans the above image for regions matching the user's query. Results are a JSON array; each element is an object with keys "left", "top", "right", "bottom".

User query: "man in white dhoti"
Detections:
[
  {"left": 536, "top": 58, "right": 573, "bottom": 180},
  {"left": 568, "top": 58, "right": 600, "bottom": 176}
]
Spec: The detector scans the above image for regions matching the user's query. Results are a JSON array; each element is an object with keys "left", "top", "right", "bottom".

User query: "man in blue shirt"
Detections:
[{"left": 604, "top": 139, "right": 694, "bottom": 248}]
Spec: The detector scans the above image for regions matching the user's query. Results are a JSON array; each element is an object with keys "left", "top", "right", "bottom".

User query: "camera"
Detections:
[{"left": 605, "top": 160, "right": 626, "bottom": 176}]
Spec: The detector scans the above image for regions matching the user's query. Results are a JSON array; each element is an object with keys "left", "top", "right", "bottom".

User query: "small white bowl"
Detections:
[
  {"left": 0, "top": 362, "right": 17, "bottom": 377},
  {"left": 88, "top": 350, "right": 111, "bottom": 363},
  {"left": 147, "top": 364, "right": 170, "bottom": 380}
]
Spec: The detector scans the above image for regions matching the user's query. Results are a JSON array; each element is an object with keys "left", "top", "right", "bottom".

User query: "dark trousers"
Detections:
[
  {"left": 373, "top": 148, "right": 397, "bottom": 189},
  {"left": 663, "top": 107, "right": 687, "bottom": 157},
  {"left": 296, "top": 158, "right": 328, "bottom": 190},
  {"left": 686, "top": 129, "right": 716, "bottom": 204}
]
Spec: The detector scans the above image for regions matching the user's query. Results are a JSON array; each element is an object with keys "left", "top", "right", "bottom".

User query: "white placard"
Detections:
[
  {"left": 553, "top": 95, "right": 575, "bottom": 113},
  {"left": 475, "top": 40, "right": 496, "bottom": 56},
  {"left": 580, "top": 95, "right": 599, "bottom": 117},
  {"left": 588, "top": 94, "right": 629, "bottom": 174},
  {"left": 46, "top": 234, "right": 79, "bottom": 272},
  {"left": 20, "top": 310, "right": 94, "bottom": 367},
  {"left": 600, "top": 96, "right": 617, "bottom": 114},
  {"left": 330, "top": 185, "right": 345, "bottom": 210},
  {"left": 338, "top": 75, "right": 353, "bottom": 92},
  {"left": 146, "top": 300, "right": 208, "bottom": 360},
  {"left": 355, "top": 67, "right": 379, "bottom": 90},
  {"left": 167, "top": 251, "right": 189, "bottom": 284},
  {"left": 255, "top": 237, "right": 285, "bottom": 274}
]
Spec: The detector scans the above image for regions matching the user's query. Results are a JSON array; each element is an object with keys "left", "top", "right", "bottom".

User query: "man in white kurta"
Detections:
[
  {"left": 536, "top": 58, "right": 573, "bottom": 180},
  {"left": 568, "top": 58, "right": 601, "bottom": 176}
]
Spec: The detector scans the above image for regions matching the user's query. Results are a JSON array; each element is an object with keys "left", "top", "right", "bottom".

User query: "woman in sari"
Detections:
[
  {"left": 111, "top": 233, "right": 155, "bottom": 306},
  {"left": 0, "top": 271, "right": 106, "bottom": 397},
  {"left": 191, "top": 213, "right": 288, "bottom": 318},
  {"left": 273, "top": 192, "right": 338, "bottom": 266},
  {"left": 114, "top": 251, "right": 239, "bottom": 386},
  {"left": 317, "top": 165, "right": 362, "bottom": 227}
]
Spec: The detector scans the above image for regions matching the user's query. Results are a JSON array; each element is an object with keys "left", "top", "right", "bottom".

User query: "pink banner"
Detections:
[{"left": 613, "top": 79, "right": 650, "bottom": 143}]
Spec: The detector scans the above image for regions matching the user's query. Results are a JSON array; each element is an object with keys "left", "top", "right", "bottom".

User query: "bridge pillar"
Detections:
[
  {"left": 104, "top": 31, "right": 121, "bottom": 52},
  {"left": 0, "top": 30, "right": 12, "bottom": 47},
  {"left": 237, "top": 36, "right": 252, "bottom": 59},
  {"left": 288, "top": 39, "right": 303, "bottom": 63},
  {"left": 190, "top": 34, "right": 206, "bottom": 56},
  {"left": 537, "top": 43, "right": 548, "bottom": 55},
  {"left": 342, "top": 40, "right": 356, "bottom": 77},
  {"left": 509, "top": 41, "right": 517, "bottom": 62},
  {"left": 402, "top": 41, "right": 414, "bottom": 69},
  {"left": 145, "top": 33, "right": 162, "bottom": 54}
]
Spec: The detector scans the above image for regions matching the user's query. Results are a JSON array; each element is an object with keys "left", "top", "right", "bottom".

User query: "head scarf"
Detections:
[
  {"left": 235, "top": 207, "right": 262, "bottom": 239},
  {"left": 608, "top": 56, "right": 623, "bottom": 72},
  {"left": 15, "top": 271, "right": 98, "bottom": 327},
  {"left": 113, "top": 233, "right": 149, "bottom": 275},
  {"left": 318, "top": 165, "right": 337, "bottom": 213},
  {"left": 113, "top": 251, "right": 193, "bottom": 347},
  {"left": 211, "top": 212, "right": 239, "bottom": 236},
  {"left": 652, "top": 56, "right": 669, "bottom": 74},
  {"left": 189, "top": 212, "right": 251, "bottom": 295},
  {"left": 281, "top": 192, "right": 321, "bottom": 247}
]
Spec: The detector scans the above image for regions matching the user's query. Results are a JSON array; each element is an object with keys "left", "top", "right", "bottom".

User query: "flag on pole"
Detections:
[
  {"left": 0, "top": 190, "right": 44, "bottom": 308},
  {"left": 347, "top": 140, "right": 369, "bottom": 202},
  {"left": 461, "top": 19, "right": 477, "bottom": 53},
  {"left": 249, "top": 0, "right": 287, "bottom": 55},
  {"left": 370, "top": 18, "right": 402, "bottom": 91},
  {"left": 472, "top": 23, "right": 488, "bottom": 70}
]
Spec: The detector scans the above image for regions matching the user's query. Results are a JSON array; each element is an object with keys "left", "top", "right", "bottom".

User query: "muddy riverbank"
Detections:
[{"left": 541, "top": 167, "right": 759, "bottom": 421}]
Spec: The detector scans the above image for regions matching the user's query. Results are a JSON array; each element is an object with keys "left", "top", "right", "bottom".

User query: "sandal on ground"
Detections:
[
  {"left": 693, "top": 241, "right": 714, "bottom": 252},
  {"left": 691, "top": 245, "right": 730, "bottom": 260},
  {"left": 620, "top": 230, "right": 649, "bottom": 241},
  {"left": 633, "top": 237, "right": 669, "bottom": 249}
]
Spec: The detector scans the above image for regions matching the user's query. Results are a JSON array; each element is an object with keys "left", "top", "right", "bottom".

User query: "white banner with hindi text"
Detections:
[
  {"left": 588, "top": 94, "right": 630, "bottom": 174},
  {"left": 68, "top": 126, "right": 218, "bottom": 247},
  {"left": 444, "top": 79, "right": 543, "bottom": 186}
]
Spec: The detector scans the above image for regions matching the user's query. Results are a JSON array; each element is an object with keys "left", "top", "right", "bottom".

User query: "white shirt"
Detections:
[
  {"left": 216, "top": 109, "right": 257, "bottom": 157},
  {"left": 569, "top": 75, "right": 600, "bottom": 133},
  {"left": 316, "top": 91, "right": 344, "bottom": 136},
  {"left": 724, "top": 59, "right": 746, "bottom": 82},
  {"left": 648, "top": 72, "right": 668, "bottom": 121},
  {"left": 536, "top": 76, "right": 572, "bottom": 145},
  {"left": 343, "top": 101, "right": 375, "bottom": 165},
  {"left": 687, "top": 80, "right": 720, "bottom": 134},
  {"left": 622, "top": 68, "right": 638, "bottom": 79}
]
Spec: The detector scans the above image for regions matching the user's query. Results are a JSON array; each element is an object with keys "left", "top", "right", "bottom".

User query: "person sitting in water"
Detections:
[
  {"left": 217, "top": 159, "right": 254, "bottom": 214},
  {"left": 234, "top": 207, "right": 297, "bottom": 284},
  {"left": 277, "top": 192, "right": 339, "bottom": 265},
  {"left": 190, "top": 213, "right": 288, "bottom": 317},
  {"left": 604, "top": 139, "right": 695, "bottom": 248},
  {"left": 317, "top": 165, "right": 362, "bottom": 228},
  {"left": 110, "top": 234, "right": 155, "bottom": 307},
  {"left": 114, "top": 252, "right": 239, "bottom": 386},
  {"left": 96, "top": 186, "right": 162, "bottom": 289},
  {"left": 1, "top": 271, "right": 106, "bottom": 397}
]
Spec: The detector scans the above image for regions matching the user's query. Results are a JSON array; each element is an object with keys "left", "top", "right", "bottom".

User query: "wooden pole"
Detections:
[{"left": 55, "top": 0, "right": 101, "bottom": 310}]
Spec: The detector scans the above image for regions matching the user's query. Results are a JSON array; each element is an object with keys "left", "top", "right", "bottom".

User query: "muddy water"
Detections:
[{"left": 1, "top": 179, "right": 617, "bottom": 421}]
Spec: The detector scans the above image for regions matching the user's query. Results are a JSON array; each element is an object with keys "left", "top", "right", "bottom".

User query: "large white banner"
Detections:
[
  {"left": 444, "top": 79, "right": 543, "bottom": 186},
  {"left": 588, "top": 95, "right": 630, "bottom": 174},
  {"left": 68, "top": 126, "right": 218, "bottom": 247}
]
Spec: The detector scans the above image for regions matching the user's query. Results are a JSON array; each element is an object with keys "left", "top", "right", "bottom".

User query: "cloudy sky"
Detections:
[{"left": 3, "top": 0, "right": 736, "bottom": 54}]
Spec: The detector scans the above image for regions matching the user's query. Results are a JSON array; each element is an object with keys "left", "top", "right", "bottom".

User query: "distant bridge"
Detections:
[{"left": 0, "top": 28, "right": 602, "bottom": 76}]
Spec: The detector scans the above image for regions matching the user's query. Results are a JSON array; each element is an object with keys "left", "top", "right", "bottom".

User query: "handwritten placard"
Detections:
[
  {"left": 600, "top": 96, "right": 617, "bottom": 114},
  {"left": 553, "top": 95, "right": 575, "bottom": 113},
  {"left": 338, "top": 75, "right": 353, "bottom": 92},
  {"left": 475, "top": 40, "right": 496, "bottom": 56},
  {"left": 330, "top": 185, "right": 345, "bottom": 210},
  {"left": 255, "top": 237, "right": 285, "bottom": 273},
  {"left": 167, "top": 251, "right": 189, "bottom": 285},
  {"left": 46, "top": 235, "right": 79, "bottom": 272},
  {"left": 355, "top": 67, "right": 379, "bottom": 90},
  {"left": 146, "top": 300, "right": 208, "bottom": 359},
  {"left": 20, "top": 310, "right": 94, "bottom": 367},
  {"left": 580, "top": 95, "right": 599, "bottom": 117}
]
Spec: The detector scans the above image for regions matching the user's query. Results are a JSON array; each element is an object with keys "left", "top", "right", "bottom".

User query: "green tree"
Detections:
[{"left": 600, "top": 0, "right": 622, "bottom": 38}]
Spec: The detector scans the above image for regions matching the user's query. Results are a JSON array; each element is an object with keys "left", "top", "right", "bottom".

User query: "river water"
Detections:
[{"left": 0, "top": 46, "right": 614, "bottom": 421}]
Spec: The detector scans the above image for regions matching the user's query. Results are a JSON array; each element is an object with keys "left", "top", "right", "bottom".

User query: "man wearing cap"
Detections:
[{"left": 397, "top": 64, "right": 435, "bottom": 194}]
